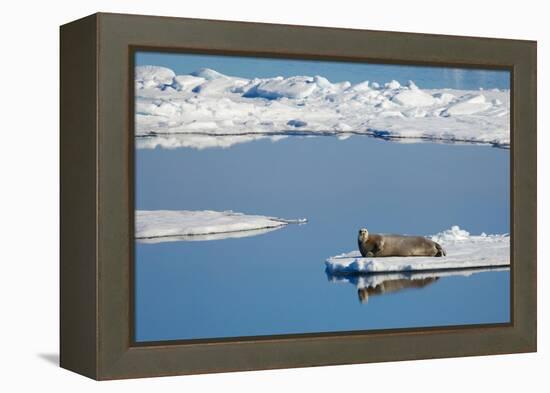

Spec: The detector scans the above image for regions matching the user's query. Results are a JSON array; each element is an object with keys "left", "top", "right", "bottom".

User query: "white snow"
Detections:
[
  {"left": 136, "top": 210, "right": 306, "bottom": 243},
  {"left": 173, "top": 75, "right": 205, "bottom": 91},
  {"left": 243, "top": 76, "right": 318, "bottom": 99},
  {"left": 325, "top": 226, "right": 509, "bottom": 275},
  {"left": 135, "top": 66, "right": 510, "bottom": 149},
  {"left": 135, "top": 66, "right": 176, "bottom": 90},
  {"left": 442, "top": 94, "right": 493, "bottom": 115},
  {"left": 391, "top": 88, "right": 436, "bottom": 107},
  {"left": 190, "top": 67, "right": 228, "bottom": 80},
  {"left": 385, "top": 80, "right": 401, "bottom": 89}
]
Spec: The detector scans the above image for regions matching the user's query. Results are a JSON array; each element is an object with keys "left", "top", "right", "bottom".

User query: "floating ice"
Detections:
[
  {"left": 135, "top": 66, "right": 510, "bottom": 149},
  {"left": 325, "top": 226, "right": 509, "bottom": 275},
  {"left": 136, "top": 210, "right": 307, "bottom": 243}
]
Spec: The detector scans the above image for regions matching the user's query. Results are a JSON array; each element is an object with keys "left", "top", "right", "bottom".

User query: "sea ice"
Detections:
[
  {"left": 135, "top": 66, "right": 176, "bottom": 90},
  {"left": 325, "top": 226, "right": 509, "bottom": 275},
  {"left": 136, "top": 210, "right": 307, "bottom": 243},
  {"left": 135, "top": 66, "right": 510, "bottom": 149}
]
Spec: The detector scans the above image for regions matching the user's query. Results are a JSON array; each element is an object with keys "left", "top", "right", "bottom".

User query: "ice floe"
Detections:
[
  {"left": 136, "top": 210, "right": 306, "bottom": 243},
  {"left": 135, "top": 66, "right": 510, "bottom": 149},
  {"left": 325, "top": 226, "right": 509, "bottom": 275}
]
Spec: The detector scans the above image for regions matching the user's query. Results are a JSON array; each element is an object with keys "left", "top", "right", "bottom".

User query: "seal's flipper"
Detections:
[{"left": 435, "top": 243, "right": 446, "bottom": 257}]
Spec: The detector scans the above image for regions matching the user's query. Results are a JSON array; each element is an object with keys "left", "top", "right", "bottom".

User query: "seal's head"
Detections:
[{"left": 358, "top": 228, "right": 369, "bottom": 242}]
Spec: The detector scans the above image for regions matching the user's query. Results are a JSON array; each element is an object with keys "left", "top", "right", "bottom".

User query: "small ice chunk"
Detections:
[
  {"left": 430, "top": 225, "right": 470, "bottom": 242},
  {"left": 464, "top": 94, "right": 487, "bottom": 104},
  {"left": 190, "top": 68, "right": 228, "bottom": 80},
  {"left": 244, "top": 76, "right": 317, "bottom": 99},
  {"left": 391, "top": 89, "right": 436, "bottom": 107},
  {"left": 136, "top": 65, "right": 176, "bottom": 89},
  {"left": 443, "top": 94, "right": 492, "bottom": 116},
  {"left": 173, "top": 75, "right": 205, "bottom": 91},
  {"left": 385, "top": 80, "right": 401, "bottom": 89},
  {"left": 333, "top": 122, "right": 353, "bottom": 131},
  {"left": 351, "top": 80, "right": 371, "bottom": 91},
  {"left": 313, "top": 75, "right": 333, "bottom": 89},
  {"left": 432, "top": 92, "right": 456, "bottom": 104}
]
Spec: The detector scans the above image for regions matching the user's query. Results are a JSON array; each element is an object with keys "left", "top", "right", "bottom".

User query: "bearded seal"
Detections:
[{"left": 358, "top": 228, "right": 446, "bottom": 257}]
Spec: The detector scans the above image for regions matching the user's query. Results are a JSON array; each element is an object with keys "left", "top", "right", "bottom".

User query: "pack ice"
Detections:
[{"left": 135, "top": 66, "right": 510, "bottom": 149}]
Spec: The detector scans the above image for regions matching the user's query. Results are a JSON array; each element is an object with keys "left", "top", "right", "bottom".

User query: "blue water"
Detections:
[
  {"left": 136, "top": 51, "right": 510, "bottom": 90},
  {"left": 135, "top": 136, "right": 510, "bottom": 342}
]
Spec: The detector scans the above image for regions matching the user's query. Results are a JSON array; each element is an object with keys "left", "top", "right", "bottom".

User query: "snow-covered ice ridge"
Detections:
[
  {"left": 136, "top": 210, "right": 307, "bottom": 243},
  {"left": 325, "top": 226, "right": 509, "bottom": 275},
  {"left": 135, "top": 66, "right": 510, "bottom": 149}
]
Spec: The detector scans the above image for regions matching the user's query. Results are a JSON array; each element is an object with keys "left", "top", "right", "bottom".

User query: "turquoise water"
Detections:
[{"left": 135, "top": 136, "right": 510, "bottom": 342}]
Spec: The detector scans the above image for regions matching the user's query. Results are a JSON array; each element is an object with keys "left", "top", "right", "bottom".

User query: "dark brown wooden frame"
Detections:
[{"left": 60, "top": 12, "right": 537, "bottom": 380}]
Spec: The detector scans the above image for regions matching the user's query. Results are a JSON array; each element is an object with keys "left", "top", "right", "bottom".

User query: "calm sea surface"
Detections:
[{"left": 135, "top": 136, "right": 510, "bottom": 342}]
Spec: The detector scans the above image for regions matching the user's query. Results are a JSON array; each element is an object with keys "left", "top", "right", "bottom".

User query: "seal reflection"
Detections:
[
  {"left": 326, "top": 267, "right": 509, "bottom": 305},
  {"left": 357, "top": 277, "right": 439, "bottom": 303}
]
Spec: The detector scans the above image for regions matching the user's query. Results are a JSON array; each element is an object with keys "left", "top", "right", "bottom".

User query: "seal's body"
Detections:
[{"left": 358, "top": 228, "right": 445, "bottom": 258}]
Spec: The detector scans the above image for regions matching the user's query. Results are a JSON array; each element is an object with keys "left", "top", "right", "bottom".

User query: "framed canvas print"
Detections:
[{"left": 60, "top": 13, "right": 537, "bottom": 380}]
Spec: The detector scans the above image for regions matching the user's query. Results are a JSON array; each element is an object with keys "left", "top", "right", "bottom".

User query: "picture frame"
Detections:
[{"left": 60, "top": 12, "right": 537, "bottom": 380}]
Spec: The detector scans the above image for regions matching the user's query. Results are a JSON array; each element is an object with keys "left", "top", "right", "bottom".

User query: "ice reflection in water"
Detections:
[{"left": 326, "top": 267, "right": 510, "bottom": 304}]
